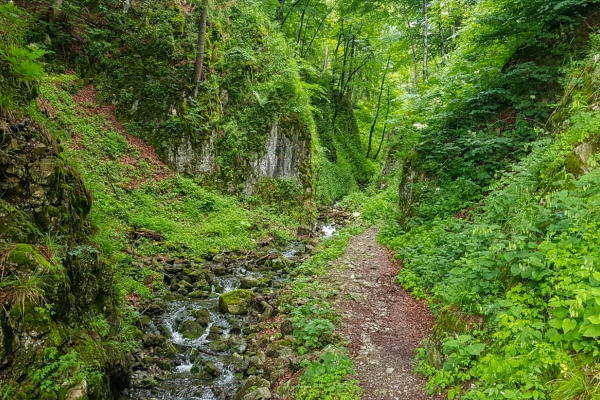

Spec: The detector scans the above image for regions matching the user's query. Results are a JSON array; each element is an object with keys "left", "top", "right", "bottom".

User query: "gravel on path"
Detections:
[{"left": 326, "top": 227, "right": 439, "bottom": 400}]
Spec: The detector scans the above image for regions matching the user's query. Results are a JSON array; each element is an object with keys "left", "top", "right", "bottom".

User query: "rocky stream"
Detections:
[{"left": 119, "top": 212, "right": 350, "bottom": 400}]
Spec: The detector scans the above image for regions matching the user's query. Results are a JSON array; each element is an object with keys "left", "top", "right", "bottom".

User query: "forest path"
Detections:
[{"left": 326, "top": 227, "right": 438, "bottom": 400}]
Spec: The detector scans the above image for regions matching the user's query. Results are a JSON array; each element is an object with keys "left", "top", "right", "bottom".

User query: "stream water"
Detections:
[{"left": 120, "top": 223, "right": 337, "bottom": 400}]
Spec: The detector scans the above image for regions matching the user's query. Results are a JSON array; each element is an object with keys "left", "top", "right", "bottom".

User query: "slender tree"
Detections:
[
  {"left": 423, "top": 0, "right": 429, "bottom": 84},
  {"left": 366, "top": 54, "right": 391, "bottom": 158},
  {"left": 373, "top": 86, "right": 391, "bottom": 160},
  {"left": 192, "top": 0, "right": 209, "bottom": 99},
  {"left": 276, "top": 0, "right": 286, "bottom": 22},
  {"left": 440, "top": 22, "right": 446, "bottom": 65}
]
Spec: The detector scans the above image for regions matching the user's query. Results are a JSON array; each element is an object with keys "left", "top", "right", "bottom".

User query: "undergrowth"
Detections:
[{"left": 378, "top": 39, "right": 600, "bottom": 399}]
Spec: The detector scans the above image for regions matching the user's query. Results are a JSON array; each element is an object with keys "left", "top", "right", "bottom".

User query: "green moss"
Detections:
[
  {"left": 0, "top": 199, "right": 40, "bottom": 243},
  {"left": 8, "top": 244, "right": 54, "bottom": 272},
  {"left": 218, "top": 289, "right": 253, "bottom": 315},
  {"left": 564, "top": 152, "right": 584, "bottom": 176}
]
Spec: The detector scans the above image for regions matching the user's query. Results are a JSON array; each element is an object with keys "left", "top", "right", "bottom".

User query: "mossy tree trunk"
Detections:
[{"left": 192, "top": 0, "right": 209, "bottom": 99}]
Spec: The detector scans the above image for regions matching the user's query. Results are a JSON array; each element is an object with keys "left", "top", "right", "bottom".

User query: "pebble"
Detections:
[{"left": 386, "top": 368, "right": 395, "bottom": 374}]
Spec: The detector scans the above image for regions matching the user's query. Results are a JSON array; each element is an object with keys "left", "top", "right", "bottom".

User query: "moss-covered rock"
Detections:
[
  {"left": 179, "top": 320, "right": 204, "bottom": 339},
  {"left": 192, "top": 308, "right": 211, "bottom": 326},
  {"left": 219, "top": 289, "right": 253, "bottom": 315},
  {"left": 0, "top": 119, "right": 131, "bottom": 398},
  {"left": 0, "top": 200, "right": 39, "bottom": 243}
]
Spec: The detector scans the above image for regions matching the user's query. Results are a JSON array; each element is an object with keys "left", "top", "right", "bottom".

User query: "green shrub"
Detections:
[{"left": 297, "top": 349, "right": 362, "bottom": 400}]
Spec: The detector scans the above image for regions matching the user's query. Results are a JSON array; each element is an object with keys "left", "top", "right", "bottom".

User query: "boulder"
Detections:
[
  {"left": 240, "top": 276, "right": 261, "bottom": 289},
  {"left": 232, "top": 376, "right": 272, "bottom": 400},
  {"left": 212, "top": 254, "right": 226, "bottom": 263},
  {"left": 155, "top": 358, "right": 174, "bottom": 371},
  {"left": 179, "top": 320, "right": 204, "bottom": 339},
  {"left": 228, "top": 335, "right": 247, "bottom": 354},
  {"left": 142, "top": 333, "right": 166, "bottom": 348},
  {"left": 242, "top": 388, "right": 271, "bottom": 400},
  {"left": 219, "top": 290, "right": 253, "bottom": 315},
  {"left": 232, "top": 353, "right": 250, "bottom": 372},
  {"left": 208, "top": 340, "right": 229, "bottom": 352},
  {"left": 65, "top": 380, "right": 87, "bottom": 400},
  {"left": 297, "top": 225, "right": 312, "bottom": 236},
  {"left": 266, "top": 340, "right": 294, "bottom": 358},
  {"left": 204, "top": 362, "right": 221, "bottom": 377},
  {"left": 193, "top": 308, "right": 211, "bottom": 326},
  {"left": 280, "top": 319, "right": 295, "bottom": 336}
]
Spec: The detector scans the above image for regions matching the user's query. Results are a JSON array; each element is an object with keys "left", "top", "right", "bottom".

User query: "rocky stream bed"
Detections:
[{"left": 119, "top": 210, "right": 352, "bottom": 400}]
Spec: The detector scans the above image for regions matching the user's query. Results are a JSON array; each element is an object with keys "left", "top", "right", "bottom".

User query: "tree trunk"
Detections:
[
  {"left": 366, "top": 55, "right": 391, "bottom": 158},
  {"left": 423, "top": 0, "right": 429, "bottom": 84},
  {"left": 192, "top": 0, "right": 209, "bottom": 99},
  {"left": 50, "top": 0, "right": 63, "bottom": 23},
  {"left": 403, "top": 10, "right": 419, "bottom": 93},
  {"left": 323, "top": 45, "right": 329, "bottom": 72},
  {"left": 297, "top": 0, "right": 310, "bottom": 45},
  {"left": 440, "top": 23, "right": 446, "bottom": 65},
  {"left": 276, "top": 0, "right": 286, "bottom": 23},
  {"left": 374, "top": 87, "right": 390, "bottom": 160},
  {"left": 302, "top": 0, "right": 340, "bottom": 58},
  {"left": 281, "top": 0, "right": 303, "bottom": 27},
  {"left": 453, "top": 19, "right": 459, "bottom": 41}
]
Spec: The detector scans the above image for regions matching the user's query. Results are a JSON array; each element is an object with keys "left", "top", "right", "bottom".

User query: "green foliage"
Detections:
[
  {"left": 376, "top": 31, "right": 600, "bottom": 398},
  {"left": 0, "top": 271, "right": 50, "bottom": 317},
  {"left": 0, "top": 382, "right": 16, "bottom": 400},
  {"left": 22, "top": 0, "right": 315, "bottom": 190},
  {"left": 38, "top": 78, "right": 298, "bottom": 264},
  {"left": 292, "top": 300, "right": 339, "bottom": 354},
  {"left": 0, "top": 3, "right": 45, "bottom": 114},
  {"left": 316, "top": 156, "right": 359, "bottom": 205},
  {"left": 32, "top": 348, "right": 102, "bottom": 396},
  {"left": 297, "top": 348, "right": 362, "bottom": 400}
]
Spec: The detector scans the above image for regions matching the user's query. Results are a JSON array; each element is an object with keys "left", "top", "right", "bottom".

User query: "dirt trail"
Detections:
[{"left": 327, "top": 227, "right": 438, "bottom": 400}]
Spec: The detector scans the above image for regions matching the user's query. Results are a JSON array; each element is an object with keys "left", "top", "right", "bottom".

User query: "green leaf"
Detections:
[
  {"left": 548, "top": 318, "right": 563, "bottom": 329},
  {"left": 582, "top": 324, "right": 600, "bottom": 338},
  {"left": 587, "top": 314, "right": 600, "bottom": 325},
  {"left": 465, "top": 343, "right": 486, "bottom": 356},
  {"left": 562, "top": 318, "right": 577, "bottom": 334}
]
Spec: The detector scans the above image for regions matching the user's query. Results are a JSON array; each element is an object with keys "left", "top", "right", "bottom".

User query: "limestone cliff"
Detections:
[{"left": 161, "top": 116, "right": 312, "bottom": 197}]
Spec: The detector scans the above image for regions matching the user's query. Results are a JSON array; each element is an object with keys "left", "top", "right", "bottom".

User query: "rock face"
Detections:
[
  {"left": 219, "top": 289, "right": 253, "bottom": 315},
  {"left": 244, "top": 119, "right": 310, "bottom": 195},
  {"left": 160, "top": 117, "right": 311, "bottom": 196},
  {"left": 0, "top": 119, "right": 131, "bottom": 398},
  {"left": 164, "top": 132, "right": 216, "bottom": 176},
  {"left": 565, "top": 134, "right": 600, "bottom": 177}
]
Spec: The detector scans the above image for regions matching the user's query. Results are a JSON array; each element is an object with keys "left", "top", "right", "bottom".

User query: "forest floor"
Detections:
[{"left": 325, "top": 227, "right": 439, "bottom": 399}]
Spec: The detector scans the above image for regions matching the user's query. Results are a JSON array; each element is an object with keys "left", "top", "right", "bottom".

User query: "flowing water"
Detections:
[{"left": 121, "top": 224, "right": 337, "bottom": 400}]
